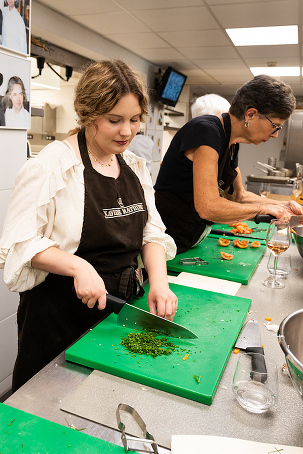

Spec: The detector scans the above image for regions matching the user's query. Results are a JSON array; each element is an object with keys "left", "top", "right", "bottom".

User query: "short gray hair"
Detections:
[{"left": 230, "top": 74, "right": 296, "bottom": 120}]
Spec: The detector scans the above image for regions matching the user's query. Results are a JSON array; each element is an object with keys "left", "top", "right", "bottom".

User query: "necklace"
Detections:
[{"left": 88, "top": 149, "right": 114, "bottom": 167}]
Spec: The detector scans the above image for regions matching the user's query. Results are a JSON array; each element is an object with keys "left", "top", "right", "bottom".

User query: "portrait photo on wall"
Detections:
[
  {"left": 0, "top": 0, "right": 31, "bottom": 56},
  {"left": 0, "top": 51, "right": 31, "bottom": 129}
]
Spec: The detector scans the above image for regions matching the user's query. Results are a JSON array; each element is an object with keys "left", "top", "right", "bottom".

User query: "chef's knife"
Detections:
[
  {"left": 235, "top": 320, "right": 267, "bottom": 382},
  {"left": 106, "top": 294, "right": 198, "bottom": 339},
  {"left": 254, "top": 214, "right": 303, "bottom": 228}
]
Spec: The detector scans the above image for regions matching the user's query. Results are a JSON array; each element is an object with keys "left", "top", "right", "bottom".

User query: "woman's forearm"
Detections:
[
  {"left": 32, "top": 246, "right": 107, "bottom": 309},
  {"left": 141, "top": 242, "right": 168, "bottom": 286},
  {"left": 31, "top": 246, "right": 88, "bottom": 277}
]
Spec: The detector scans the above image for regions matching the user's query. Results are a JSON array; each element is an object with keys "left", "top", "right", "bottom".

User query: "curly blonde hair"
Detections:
[{"left": 69, "top": 59, "right": 149, "bottom": 136}]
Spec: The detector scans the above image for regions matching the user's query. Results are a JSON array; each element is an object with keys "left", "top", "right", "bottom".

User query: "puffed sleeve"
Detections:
[
  {"left": 0, "top": 142, "right": 79, "bottom": 292},
  {"left": 122, "top": 151, "right": 177, "bottom": 263}
]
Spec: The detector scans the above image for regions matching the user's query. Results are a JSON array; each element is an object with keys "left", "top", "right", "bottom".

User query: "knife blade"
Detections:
[
  {"left": 235, "top": 320, "right": 267, "bottom": 382},
  {"left": 211, "top": 229, "right": 266, "bottom": 240},
  {"left": 254, "top": 214, "right": 303, "bottom": 228},
  {"left": 106, "top": 294, "right": 198, "bottom": 339}
]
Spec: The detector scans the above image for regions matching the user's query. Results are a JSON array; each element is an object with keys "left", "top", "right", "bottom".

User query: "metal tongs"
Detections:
[
  {"left": 179, "top": 256, "right": 209, "bottom": 266},
  {"left": 116, "top": 403, "right": 159, "bottom": 453}
]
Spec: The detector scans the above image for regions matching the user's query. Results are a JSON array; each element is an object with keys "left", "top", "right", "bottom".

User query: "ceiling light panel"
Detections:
[
  {"left": 250, "top": 67, "right": 300, "bottom": 76},
  {"left": 226, "top": 25, "right": 298, "bottom": 46}
]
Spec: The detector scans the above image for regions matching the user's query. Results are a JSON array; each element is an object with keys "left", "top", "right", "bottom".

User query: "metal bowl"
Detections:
[
  {"left": 278, "top": 309, "right": 303, "bottom": 397},
  {"left": 292, "top": 226, "right": 303, "bottom": 259}
]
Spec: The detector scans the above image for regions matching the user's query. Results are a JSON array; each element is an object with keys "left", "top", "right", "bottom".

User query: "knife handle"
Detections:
[
  {"left": 106, "top": 294, "right": 126, "bottom": 314},
  {"left": 254, "top": 214, "right": 275, "bottom": 224},
  {"left": 246, "top": 346, "right": 267, "bottom": 383},
  {"left": 72, "top": 285, "right": 125, "bottom": 314}
]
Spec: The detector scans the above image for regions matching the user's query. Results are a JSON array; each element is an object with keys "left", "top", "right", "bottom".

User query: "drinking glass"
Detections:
[
  {"left": 262, "top": 219, "right": 291, "bottom": 289},
  {"left": 259, "top": 183, "right": 270, "bottom": 197},
  {"left": 292, "top": 178, "right": 302, "bottom": 203},
  {"left": 233, "top": 353, "right": 278, "bottom": 413},
  {"left": 267, "top": 252, "right": 291, "bottom": 278}
]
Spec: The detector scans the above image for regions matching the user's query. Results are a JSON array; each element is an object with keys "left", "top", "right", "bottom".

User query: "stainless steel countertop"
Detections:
[{"left": 5, "top": 244, "right": 303, "bottom": 451}]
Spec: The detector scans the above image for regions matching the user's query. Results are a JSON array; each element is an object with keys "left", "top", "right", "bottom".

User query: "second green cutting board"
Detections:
[{"left": 166, "top": 236, "right": 266, "bottom": 284}]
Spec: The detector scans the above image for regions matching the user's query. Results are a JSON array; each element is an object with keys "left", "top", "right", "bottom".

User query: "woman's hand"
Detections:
[
  {"left": 73, "top": 262, "right": 107, "bottom": 310},
  {"left": 140, "top": 242, "right": 178, "bottom": 321},
  {"left": 31, "top": 247, "right": 107, "bottom": 310},
  {"left": 147, "top": 283, "right": 178, "bottom": 321},
  {"left": 259, "top": 201, "right": 303, "bottom": 221},
  {"left": 283, "top": 200, "right": 303, "bottom": 216}
]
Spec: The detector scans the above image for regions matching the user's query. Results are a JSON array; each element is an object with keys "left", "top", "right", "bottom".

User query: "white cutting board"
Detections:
[
  {"left": 171, "top": 435, "right": 303, "bottom": 453},
  {"left": 167, "top": 273, "right": 241, "bottom": 296}
]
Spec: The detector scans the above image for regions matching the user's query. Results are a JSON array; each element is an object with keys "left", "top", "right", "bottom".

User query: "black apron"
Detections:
[
  {"left": 12, "top": 129, "right": 147, "bottom": 391},
  {"left": 155, "top": 113, "right": 238, "bottom": 254}
]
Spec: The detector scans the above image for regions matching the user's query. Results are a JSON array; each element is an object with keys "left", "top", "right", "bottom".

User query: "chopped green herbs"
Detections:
[
  {"left": 194, "top": 375, "right": 201, "bottom": 384},
  {"left": 120, "top": 330, "right": 179, "bottom": 358}
]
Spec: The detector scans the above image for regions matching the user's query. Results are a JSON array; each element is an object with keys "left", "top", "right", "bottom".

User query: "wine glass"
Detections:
[
  {"left": 292, "top": 179, "right": 302, "bottom": 203},
  {"left": 259, "top": 183, "right": 270, "bottom": 197},
  {"left": 262, "top": 219, "right": 291, "bottom": 289}
]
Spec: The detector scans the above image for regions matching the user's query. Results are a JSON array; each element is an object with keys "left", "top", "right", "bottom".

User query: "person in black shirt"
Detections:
[{"left": 155, "top": 75, "right": 303, "bottom": 253}]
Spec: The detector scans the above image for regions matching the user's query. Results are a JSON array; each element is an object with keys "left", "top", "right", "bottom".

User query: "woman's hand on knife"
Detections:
[{"left": 32, "top": 247, "right": 107, "bottom": 310}]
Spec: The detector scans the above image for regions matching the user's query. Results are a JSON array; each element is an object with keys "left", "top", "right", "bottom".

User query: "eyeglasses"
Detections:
[{"left": 264, "top": 116, "right": 283, "bottom": 134}]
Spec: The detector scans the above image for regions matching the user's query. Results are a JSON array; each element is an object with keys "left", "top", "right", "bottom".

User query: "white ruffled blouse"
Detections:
[{"left": 0, "top": 140, "right": 176, "bottom": 292}]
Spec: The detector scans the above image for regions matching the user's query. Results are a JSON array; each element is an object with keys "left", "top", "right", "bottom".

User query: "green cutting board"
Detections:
[
  {"left": 210, "top": 221, "right": 269, "bottom": 240},
  {"left": 0, "top": 403, "right": 137, "bottom": 453},
  {"left": 166, "top": 236, "right": 266, "bottom": 284},
  {"left": 65, "top": 283, "right": 251, "bottom": 406}
]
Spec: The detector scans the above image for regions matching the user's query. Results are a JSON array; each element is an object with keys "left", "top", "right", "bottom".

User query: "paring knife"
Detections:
[
  {"left": 254, "top": 214, "right": 303, "bottom": 228},
  {"left": 235, "top": 320, "right": 267, "bottom": 382},
  {"left": 106, "top": 294, "right": 198, "bottom": 339}
]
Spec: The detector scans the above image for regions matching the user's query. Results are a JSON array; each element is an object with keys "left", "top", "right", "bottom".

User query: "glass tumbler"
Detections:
[{"left": 233, "top": 353, "right": 278, "bottom": 413}]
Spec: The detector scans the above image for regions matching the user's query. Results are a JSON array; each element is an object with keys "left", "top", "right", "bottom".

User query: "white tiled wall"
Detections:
[
  {"left": 0, "top": 130, "right": 27, "bottom": 395},
  {"left": 0, "top": 270, "right": 19, "bottom": 321},
  {"left": 0, "top": 314, "right": 18, "bottom": 394},
  {"left": 0, "top": 131, "right": 27, "bottom": 190}
]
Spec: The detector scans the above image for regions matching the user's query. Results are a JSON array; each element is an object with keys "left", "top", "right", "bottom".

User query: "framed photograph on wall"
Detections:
[
  {"left": 0, "top": 0, "right": 31, "bottom": 56},
  {"left": 0, "top": 50, "right": 31, "bottom": 129}
]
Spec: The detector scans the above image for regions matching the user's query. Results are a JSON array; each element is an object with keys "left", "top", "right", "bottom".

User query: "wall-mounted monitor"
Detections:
[{"left": 154, "top": 67, "right": 187, "bottom": 107}]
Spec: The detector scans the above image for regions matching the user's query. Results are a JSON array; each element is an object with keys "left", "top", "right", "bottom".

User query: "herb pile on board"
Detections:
[{"left": 120, "top": 330, "right": 179, "bottom": 358}]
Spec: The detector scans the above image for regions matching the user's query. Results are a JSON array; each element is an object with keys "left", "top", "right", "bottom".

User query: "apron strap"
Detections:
[
  {"left": 218, "top": 113, "right": 238, "bottom": 195},
  {"left": 77, "top": 128, "right": 92, "bottom": 168}
]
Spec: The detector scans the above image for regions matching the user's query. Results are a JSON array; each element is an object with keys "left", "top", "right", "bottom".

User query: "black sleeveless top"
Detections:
[{"left": 154, "top": 114, "right": 239, "bottom": 253}]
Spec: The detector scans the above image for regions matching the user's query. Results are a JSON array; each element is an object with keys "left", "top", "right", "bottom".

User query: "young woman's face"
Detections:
[
  {"left": 90, "top": 93, "right": 142, "bottom": 156},
  {"left": 10, "top": 84, "right": 24, "bottom": 113}
]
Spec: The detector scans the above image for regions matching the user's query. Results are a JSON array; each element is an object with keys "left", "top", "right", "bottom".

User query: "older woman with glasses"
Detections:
[{"left": 155, "top": 74, "right": 303, "bottom": 254}]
